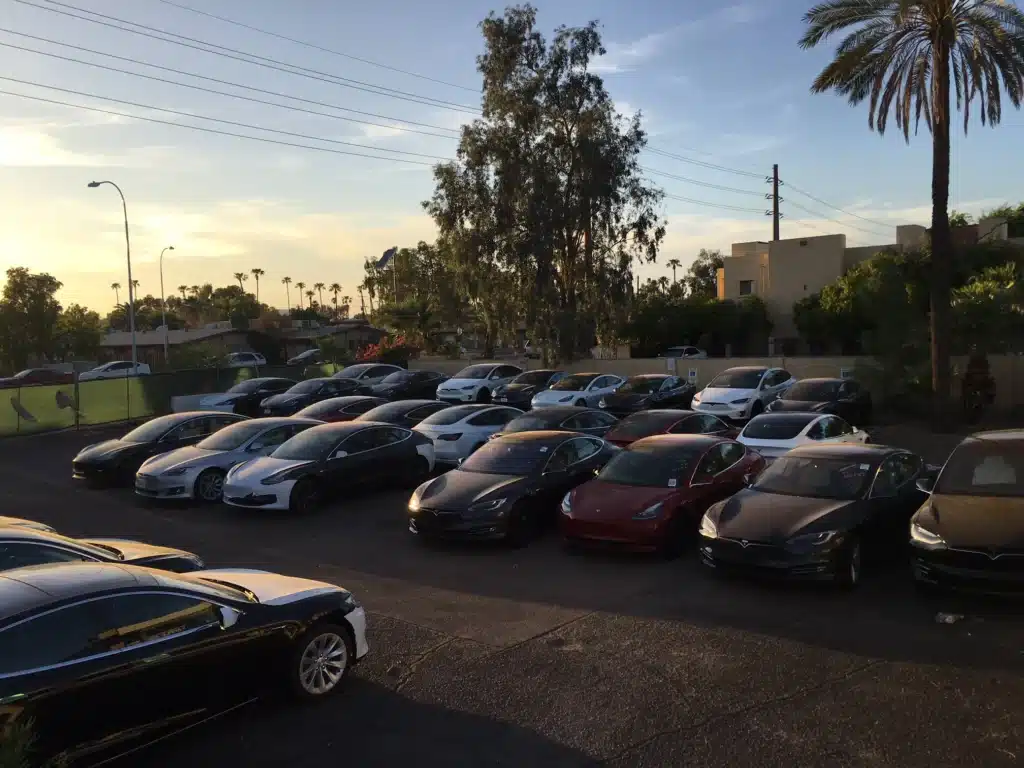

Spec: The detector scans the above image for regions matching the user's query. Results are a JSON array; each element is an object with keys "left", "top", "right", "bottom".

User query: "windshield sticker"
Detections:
[
  {"left": 859, "top": 464, "right": 870, "bottom": 470},
  {"left": 539, "top": 447, "right": 548, "bottom": 452},
  {"left": 668, "top": 479, "right": 677, "bottom": 487}
]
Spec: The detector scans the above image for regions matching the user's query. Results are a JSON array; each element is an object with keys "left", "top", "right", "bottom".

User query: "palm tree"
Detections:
[
  {"left": 666, "top": 258, "right": 682, "bottom": 283},
  {"left": 305, "top": 289, "right": 315, "bottom": 309},
  {"left": 314, "top": 282, "right": 326, "bottom": 306},
  {"left": 177, "top": 285, "right": 187, "bottom": 300},
  {"left": 233, "top": 272, "right": 248, "bottom": 291},
  {"left": 800, "top": 0, "right": 1024, "bottom": 409},
  {"left": 281, "top": 276, "right": 292, "bottom": 310},
  {"left": 131, "top": 279, "right": 139, "bottom": 292},
  {"left": 329, "top": 282, "right": 342, "bottom": 308},
  {"left": 250, "top": 268, "right": 265, "bottom": 302},
  {"left": 341, "top": 295, "right": 352, "bottom": 319},
  {"left": 189, "top": 285, "right": 200, "bottom": 297},
  {"left": 110, "top": 282, "right": 120, "bottom": 306},
  {"left": 295, "top": 282, "right": 306, "bottom": 309}
]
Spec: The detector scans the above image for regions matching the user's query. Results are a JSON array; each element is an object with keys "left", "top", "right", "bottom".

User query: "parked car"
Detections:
[
  {"left": 333, "top": 363, "right": 405, "bottom": 387},
  {"left": 530, "top": 373, "right": 626, "bottom": 409},
  {"left": 369, "top": 369, "right": 448, "bottom": 400},
  {"left": 413, "top": 404, "right": 523, "bottom": 465},
  {"left": 598, "top": 374, "right": 696, "bottom": 417},
  {"left": 135, "top": 417, "right": 323, "bottom": 502},
  {"left": 77, "top": 361, "right": 152, "bottom": 381},
  {"left": 603, "top": 410, "right": 737, "bottom": 448},
  {"left": 293, "top": 396, "right": 388, "bottom": 423},
  {"left": 492, "top": 406, "right": 619, "bottom": 440},
  {"left": 700, "top": 443, "right": 932, "bottom": 587},
  {"left": 659, "top": 346, "right": 708, "bottom": 359},
  {"left": 737, "top": 413, "right": 869, "bottom": 463},
  {"left": 691, "top": 367, "right": 796, "bottom": 422},
  {"left": 0, "top": 526, "right": 205, "bottom": 573},
  {"left": 409, "top": 431, "right": 618, "bottom": 546},
  {"left": 223, "top": 421, "right": 435, "bottom": 512},
  {"left": 523, "top": 341, "right": 542, "bottom": 359},
  {"left": 435, "top": 363, "right": 523, "bottom": 404},
  {"left": 354, "top": 400, "right": 452, "bottom": 428},
  {"left": 492, "top": 369, "right": 566, "bottom": 408},
  {"left": 0, "top": 516, "right": 54, "bottom": 532},
  {"left": 287, "top": 348, "right": 322, "bottom": 366},
  {"left": 766, "top": 377, "right": 873, "bottom": 425},
  {"left": 196, "top": 377, "right": 297, "bottom": 417},
  {"left": 222, "top": 352, "right": 267, "bottom": 368},
  {"left": 0, "top": 368, "right": 74, "bottom": 388},
  {"left": 911, "top": 429, "right": 1024, "bottom": 594},
  {"left": 0, "top": 562, "right": 367, "bottom": 765},
  {"left": 72, "top": 412, "right": 249, "bottom": 487},
  {"left": 260, "top": 378, "right": 371, "bottom": 416},
  {"left": 561, "top": 434, "right": 764, "bottom": 555}
]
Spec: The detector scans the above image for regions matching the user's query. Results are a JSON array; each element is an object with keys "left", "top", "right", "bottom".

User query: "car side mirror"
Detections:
[
  {"left": 332, "top": 450, "right": 348, "bottom": 459},
  {"left": 219, "top": 606, "right": 241, "bottom": 629},
  {"left": 247, "top": 442, "right": 264, "bottom": 452},
  {"left": 916, "top": 477, "right": 935, "bottom": 494},
  {"left": 743, "top": 472, "right": 756, "bottom": 486}
]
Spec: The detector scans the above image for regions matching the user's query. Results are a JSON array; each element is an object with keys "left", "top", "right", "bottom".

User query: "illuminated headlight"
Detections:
[
  {"left": 560, "top": 492, "right": 573, "bottom": 516},
  {"left": 161, "top": 466, "right": 191, "bottom": 477},
  {"left": 467, "top": 498, "right": 506, "bottom": 516},
  {"left": 692, "top": 393, "right": 702, "bottom": 404},
  {"left": 598, "top": 398, "right": 607, "bottom": 408},
  {"left": 461, "top": 384, "right": 476, "bottom": 391},
  {"left": 910, "top": 521, "right": 947, "bottom": 550},
  {"left": 408, "top": 481, "right": 429, "bottom": 512},
  {"left": 699, "top": 513, "right": 718, "bottom": 539},
  {"left": 633, "top": 501, "right": 664, "bottom": 520},
  {"left": 786, "top": 530, "right": 841, "bottom": 549},
  {"left": 558, "top": 395, "right": 573, "bottom": 403},
  {"left": 260, "top": 466, "right": 307, "bottom": 485},
  {"left": 730, "top": 398, "right": 751, "bottom": 405}
]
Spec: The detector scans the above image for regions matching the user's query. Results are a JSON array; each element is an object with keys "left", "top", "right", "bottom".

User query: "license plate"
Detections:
[{"left": 495, "top": 396, "right": 507, "bottom": 402}]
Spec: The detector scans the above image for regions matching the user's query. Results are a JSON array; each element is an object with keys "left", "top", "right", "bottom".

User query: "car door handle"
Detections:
[{"left": 140, "top": 653, "right": 171, "bottom": 665}]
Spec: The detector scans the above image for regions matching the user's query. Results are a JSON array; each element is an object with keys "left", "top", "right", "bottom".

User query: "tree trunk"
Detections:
[{"left": 929, "top": 41, "right": 953, "bottom": 428}]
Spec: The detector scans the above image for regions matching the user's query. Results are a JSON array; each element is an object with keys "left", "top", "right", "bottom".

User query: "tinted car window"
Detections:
[
  {"left": 340, "top": 429, "right": 387, "bottom": 453},
  {"left": 616, "top": 377, "right": 665, "bottom": 395},
  {"left": 248, "top": 425, "right": 297, "bottom": 451},
  {"left": 753, "top": 456, "right": 875, "bottom": 500},
  {"left": 564, "top": 412, "right": 605, "bottom": 430},
  {"left": 122, "top": 414, "right": 188, "bottom": 443},
  {"left": 495, "top": 366, "right": 522, "bottom": 379},
  {"left": 608, "top": 412, "right": 683, "bottom": 439},
  {"left": 460, "top": 439, "right": 550, "bottom": 475},
  {"left": 452, "top": 365, "right": 496, "bottom": 380},
  {"left": 342, "top": 400, "right": 380, "bottom": 415},
  {"left": 467, "top": 409, "right": 512, "bottom": 427},
  {"left": 707, "top": 369, "right": 765, "bottom": 389},
  {"left": 935, "top": 440, "right": 1024, "bottom": 497},
  {"left": 195, "top": 422, "right": 267, "bottom": 451},
  {"left": 741, "top": 416, "right": 816, "bottom": 440},
  {"left": 694, "top": 445, "right": 730, "bottom": 481},
  {"left": 288, "top": 379, "right": 326, "bottom": 395},
  {"left": 667, "top": 416, "right": 702, "bottom": 435},
  {"left": 165, "top": 418, "right": 213, "bottom": 442},
  {"left": 406, "top": 403, "right": 448, "bottom": 421},
  {"left": 784, "top": 380, "right": 842, "bottom": 401},
  {"left": 567, "top": 437, "right": 603, "bottom": 462},
  {"left": 271, "top": 427, "right": 341, "bottom": 460},
  {"left": 720, "top": 442, "right": 745, "bottom": 468},
  {"left": 336, "top": 364, "right": 375, "bottom": 379},
  {"left": 419, "top": 406, "right": 478, "bottom": 426},
  {"left": 598, "top": 445, "right": 703, "bottom": 487},
  {"left": 502, "top": 414, "right": 556, "bottom": 433},
  {"left": 0, "top": 603, "right": 110, "bottom": 674},
  {"left": 0, "top": 542, "right": 92, "bottom": 570},
  {"left": 551, "top": 374, "right": 598, "bottom": 392},
  {"left": 95, "top": 594, "right": 220, "bottom": 650},
  {"left": 512, "top": 370, "right": 558, "bottom": 386}
]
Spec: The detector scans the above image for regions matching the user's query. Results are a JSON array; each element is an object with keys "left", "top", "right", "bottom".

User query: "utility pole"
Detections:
[{"left": 765, "top": 164, "right": 783, "bottom": 241}]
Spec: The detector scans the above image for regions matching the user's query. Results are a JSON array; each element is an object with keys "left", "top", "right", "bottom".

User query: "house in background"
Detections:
[{"left": 274, "top": 319, "right": 386, "bottom": 361}]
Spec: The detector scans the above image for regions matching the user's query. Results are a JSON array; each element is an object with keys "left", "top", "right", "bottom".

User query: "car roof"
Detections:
[
  {"left": 152, "top": 411, "right": 246, "bottom": 423},
  {"left": 302, "top": 396, "right": 382, "bottom": 406},
  {"left": 629, "top": 434, "right": 728, "bottom": 450},
  {"left": 0, "top": 563, "right": 159, "bottom": 622},
  {"left": 495, "top": 430, "right": 582, "bottom": 446},
  {"left": 361, "top": 399, "right": 441, "bottom": 413},
  {"left": 970, "top": 429, "right": 1024, "bottom": 442},
  {"left": 249, "top": 416, "right": 323, "bottom": 427},
  {"left": 628, "top": 374, "right": 671, "bottom": 380},
  {"left": 302, "top": 421, "right": 385, "bottom": 436},
  {"left": 720, "top": 366, "right": 769, "bottom": 373},
  {"left": 513, "top": 406, "right": 596, "bottom": 420},
  {"left": 792, "top": 377, "right": 843, "bottom": 385},
  {"left": 298, "top": 377, "right": 337, "bottom": 384},
  {"left": 0, "top": 527, "right": 75, "bottom": 545},
  {"left": 747, "top": 412, "right": 821, "bottom": 427},
  {"left": 786, "top": 442, "right": 902, "bottom": 460}
]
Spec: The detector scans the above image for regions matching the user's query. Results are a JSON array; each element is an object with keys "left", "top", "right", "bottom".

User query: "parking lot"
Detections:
[{"left": 2, "top": 425, "right": 1023, "bottom": 767}]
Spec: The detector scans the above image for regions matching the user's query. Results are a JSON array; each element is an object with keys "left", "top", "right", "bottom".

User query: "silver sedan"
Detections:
[{"left": 135, "top": 417, "right": 323, "bottom": 502}]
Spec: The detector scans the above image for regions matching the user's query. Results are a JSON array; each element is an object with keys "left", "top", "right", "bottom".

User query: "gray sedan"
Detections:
[{"left": 135, "top": 417, "right": 324, "bottom": 502}]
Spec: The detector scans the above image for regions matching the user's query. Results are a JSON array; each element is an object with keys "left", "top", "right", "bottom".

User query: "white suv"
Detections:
[
  {"left": 691, "top": 367, "right": 795, "bottom": 422},
  {"left": 77, "top": 361, "right": 152, "bottom": 381},
  {"left": 223, "top": 352, "right": 267, "bottom": 368}
]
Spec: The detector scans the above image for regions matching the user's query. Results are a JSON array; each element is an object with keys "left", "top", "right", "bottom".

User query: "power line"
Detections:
[
  {"left": 642, "top": 166, "right": 764, "bottom": 196},
  {"left": 0, "top": 31, "right": 461, "bottom": 139},
  {"left": 644, "top": 146, "right": 765, "bottom": 179},
  {"left": 153, "top": 0, "right": 478, "bottom": 94},
  {"left": 782, "top": 179, "right": 894, "bottom": 229},
  {"left": 0, "top": 77, "right": 451, "bottom": 163},
  {"left": 784, "top": 199, "right": 892, "bottom": 239},
  {"left": 14, "top": 0, "right": 480, "bottom": 113},
  {"left": 789, "top": 217, "right": 869, "bottom": 246},
  {"left": 662, "top": 193, "right": 765, "bottom": 214}
]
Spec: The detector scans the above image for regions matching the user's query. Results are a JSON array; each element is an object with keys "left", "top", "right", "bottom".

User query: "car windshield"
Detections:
[
  {"left": 513, "top": 370, "right": 558, "bottom": 386},
  {"left": 616, "top": 377, "right": 665, "bottom": 395},
  {"left": 607, "top": 412, "right": 685, "bottom": 440},
  {"left": 270, "top": 427, "right": 338, "bottom": 461},
  {"left": 741, "top": 416, "right": 815, "bottom": 441},
  {"left": 935, "top": 440, "right": 1024, "bottom": 497},
  {"left": 598, "top": 445, "right": 703, "bottom": 487},
  {"left": 227, "top": 378, "right": 269, "bottom": 394},
  {"left": 753, "top": 456, "right": 875, "bottom": 500},
  {"left": 784, "top": 381, "right": 842, "bottom": 401},
  {"left": 550, "top": 374, "right": 597, "bottom": 392},
  {"left": 381, "top": 371, "right": 415, "bottom": 384},
  {"left": 12, "top": 369, "right": 36, "bottom": 379},
  {"left": 452, "top": 365, "right": 494, "bottom": 380},
  {"left": 121, "top": 414, "right": 185, "bottom": 443},
  {"left": 197, "top": 422, "right": 271, "bottom": 451},
  {"left": 336, "top": 364, "right": 373, "bottom": 378},
  {"left": 418, "top": 405, "right": 477, "bottom": 426},
  {"left": 503, "top": 414, "right": 556, "bottom": 433},
  {"left": 459, "top": 439, "right": 550, "bottom": 475},
  {"left": 294, "top": 350, "right": 318, "bottom": 360},
  {"left": 287, "top": 380, "right": 323, "bottom": 394},
  {"left": 359, "top": 403, "right": 412, "bottom": 420},
  {"left": 708, "top": 369, "right": 765, "bottom": 389}
]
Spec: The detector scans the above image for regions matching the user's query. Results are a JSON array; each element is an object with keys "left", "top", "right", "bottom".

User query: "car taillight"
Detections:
[{"left": 436, "top": 433, "right": 462, "bottom": 441}]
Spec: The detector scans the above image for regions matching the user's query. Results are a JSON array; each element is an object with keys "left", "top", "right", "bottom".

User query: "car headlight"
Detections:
[
  {"left": 598, "top": 398, "right": 606, "bottom": 408},
  {"left": 461, "top": 384, "right": 476, "bottom": 390},
  {"left": 699, "top": 513, "right": 718, "bottom": 538},
  {"left": 766, "top": 400, "right": 779, "bottom": 411},
  {"left": 910, "top": 521, "right": 947, "bottom": 550},
  {"left": 632, "top": 501, "right": 664, "bottom": 520},
  {"left": 341, "top": 592, "right": 359, "bottom": 609},
  {"left": 560, "top": 491, "right": 573, "bottom": 516},
  {"left": 730, "top": 398, "right": 751, "bottom": 405},
  {"left": 558, "top": 395, "right": 573, "bottom": 403},
  {"left": 161, "top": 466, "right": 191, "bottom": 476},
  {"left": 786, "top": 530, "right": 841, "bottom": 549},
  {"left": 260, "top": 466, "right": 308, "bottom": 485},
  {"left": 408, "top": 481, "right": 429, "bottom": 512},
  {"left": 467, "top": 498, "right": 506, "bottom": 516},
  {"left": 692, "top": 392, "right": 702, "bottom": 403}
]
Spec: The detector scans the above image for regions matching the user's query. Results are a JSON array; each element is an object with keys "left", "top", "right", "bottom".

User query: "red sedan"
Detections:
[
  {"left": 560, "top": 434, "right": 765, "bottom": 555},
  {"left": 293, "top": 395, "right": 388, "bottom": 423},
  {"left": 602, "top": 409, "right": 737, "bottom": 448}
]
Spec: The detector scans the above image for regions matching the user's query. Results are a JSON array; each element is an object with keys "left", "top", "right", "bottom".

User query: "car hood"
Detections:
[
  {"left": 228, "top": 456, "right": 312, "bottom": 484},
  {"left": 140, "top": 446, "right": 222, "bottom": 474},
  {"left": 441, "top": 377, "right": 488, "bottom": 390},
  {"left": 370, "top": 382, "right": 403, "bottom": 395},
  {"left": 709, "top": 489, "right": 861, "bottom": 542},
  {"left": 199, "top": 392, "right": 242, "bottom": 406},
  {"left": 417, "top": 470, "right": 529, "bottom": 509},
  {"left": 0, "top": 516, "right": 54, "bottom": 531},
  {"left": 770, "top": 399, "right": 831, "bottom": 413},
  {"left": 191, "top": 568, "right": 347, "bottom": 605},
  {"left": 83, "top": 537, "right": 198, "bottom": 563},
  {"left": 75, "top": 439, "right": 141, "bottom": 462},
  {"left": 915, "top": 494, "right": 1024, "bottom": 548},
  {"left": 261, "top": 393, "right": 308, "bottom": 407},
  {"left": 569, "top": 480, "right": 676, "bottom": 521},
  {"left": 500, "top": 382, "right": 540, "bottom": 395},
  {"left": 697, "top": 387, "right": 756, "bottom": 404},
  {"left": 533, "top": 389, "right": 581, "bottom": 404},
  {"left": 601, "top": 392, "right": 651, "bottom": 408}
]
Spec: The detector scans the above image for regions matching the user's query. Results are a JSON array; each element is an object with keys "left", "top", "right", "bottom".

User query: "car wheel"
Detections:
[
  {"left": 835, "top": 538, "right": 862, "bottom": 588},
  {"left": 748, "top": 400, "right": 765, "bottom": 419},
  {"left": 288, "top": 623, "right": 354, "bottom": 699},
  {"left": 476, "top": 387, "right": 492, "bottom": 404},
  {"left": 289, "top": 478, "right": 320, "bottom": 514},
  {"left": 574, "top": 398, "right": 586, "bottom": 407},
  {"left": 194, "top": 468, "right": 226, "bottom": 503}
]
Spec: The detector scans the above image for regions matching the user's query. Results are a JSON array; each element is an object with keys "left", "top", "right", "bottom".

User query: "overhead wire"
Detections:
[
  {"left": 641, "top": 166, "right": 764, "bottom": 196},
  {"left": 782, "top": 179, "right": 894, "bottom": 229},
  {"left": 644, "top": 147, "right": 765, "bottom": 179},
  {"left": 784, "top": 198, "right": 893, "bottom": 239},
  {"left": 662, "top": 193, "right": 766, "bottom": 214}
]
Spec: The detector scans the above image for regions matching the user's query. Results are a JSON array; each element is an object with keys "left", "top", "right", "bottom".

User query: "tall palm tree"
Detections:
[
  {"left": 110, "top": 282, "right": 120, "bottom": 306},
  {"left": 296, "top": 281, "right": 306, "bottom": 309},
  {"left": 177, "top": 285, "right": 187, "bottom": 300},
  {"left": 250, "top": 268, "right": 265, "bottom": 302},
  {"left": 800, "top": 0, "right": 1024, "bottom": 408},
  {"left": 666, "top": 258, "right": 682, "bottom": 283},
  {"left": 189, "top": 285, "right": 200, "bottom": 297},
  {"left": 131, "top": 279, "right": 139, "bottom": 292},
  {"left": 329, "top": 282, "right": 342, "bottom": 308},
  {"left": 233, "top": 272, "right": 248, "bottom": 291},
  {"left": 305, "top": 289, "right": 315, "bottom": 309},
  {"left": 314, "top": 282, "right": 326, "bottom": 306},
  {"left": 281, "top": 276, "right": 292, "bottom": 310}
]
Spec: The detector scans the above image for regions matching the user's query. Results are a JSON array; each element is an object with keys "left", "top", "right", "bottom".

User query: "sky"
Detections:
[{"left": 1, "top": 0, "right": 1022, "bottom": 313}]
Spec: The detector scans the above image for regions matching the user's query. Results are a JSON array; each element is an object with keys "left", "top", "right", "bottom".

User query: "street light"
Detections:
[
  {"left": 159, "top": 246, "right": 175, "bottom": 364},
  {"left": 88, "top": 180, "right": 137, "bottom": 371}
]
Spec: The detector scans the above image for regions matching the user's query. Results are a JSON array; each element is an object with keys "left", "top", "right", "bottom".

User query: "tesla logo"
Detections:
[
  {"left": 433, "top": 510, "right": 441, "bottom": 517},
  {"left": 988, "top": 551, "right": 1002, "bottom": 560},
  {"left": 740, "top": 540, "right": 750, "bottom": 548}
]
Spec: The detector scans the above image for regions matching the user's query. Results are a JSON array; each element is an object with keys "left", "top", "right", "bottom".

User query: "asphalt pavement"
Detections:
[{"left": 0, "top": 426, "right": 1022, "bottom": 767}]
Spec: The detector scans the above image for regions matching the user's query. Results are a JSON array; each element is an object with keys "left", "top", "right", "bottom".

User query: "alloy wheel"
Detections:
[
  {"left": 197, "top": 470, "right": 224, "bottom": 502},
  {"left": 298, "top": 632, "right": 348, "bottom": 695},
  {"left": 849, "top": 543, "right": 861, "bottom": 585}
]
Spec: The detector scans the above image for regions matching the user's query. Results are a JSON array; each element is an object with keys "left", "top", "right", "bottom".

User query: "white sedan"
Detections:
[
  {"left": 78, "top": 361, "right": 151, "bottom": 381},
  {"left": 737, "top": 412, "right": 869, "bottom": 461},
  {"left": 530, "top": 373, "right": 626, "bottom": 409},
  {"left": 413, "top": 404, "right": 523, "bottom": 465}
]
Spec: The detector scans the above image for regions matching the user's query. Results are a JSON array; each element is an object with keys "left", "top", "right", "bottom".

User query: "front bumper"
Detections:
[
  {"left": 436, "top": 390, "right": 477, "bottom": 403},
  {"left": 492, "top": 393, "right": 531, "bottom": 408},
  {"left": 72, "top": 461, "right": 118, "bottom": 484},
  {"left": 912, "top": 548, "right": 1024, "bottom": 594},
  {"left": 560, "top": 514, "right": 671, "bottom": 550},
  {"left": 134, "top": 472, "right": 193, "bottom": 500},
  {"left": 223, "top": 481, "right": 292, "bottom": 510},
  {"left": 699, "top": 536, "right": 838, "bottom": 580},
  {"left": 344, "top": 606, "right": 370, "bottom": 660},
  {"left": 692, "top": 402, "right": 750, "bottom": 421},
  {"left": 408, "top": 509, "right": 508, "bottom": 540}
]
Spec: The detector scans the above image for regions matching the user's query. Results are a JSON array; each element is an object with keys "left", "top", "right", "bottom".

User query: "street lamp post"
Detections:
[
  {"left": 88, "top": 180, "right": 137, "bottom": 371},
  {"left": 159, "top": 246, "right": 175, "bottom": 364}
]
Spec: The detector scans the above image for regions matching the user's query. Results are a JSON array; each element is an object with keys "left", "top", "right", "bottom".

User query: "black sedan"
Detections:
[
  {"left": 0, "top": 562, "right": 368, "bottom": 765},
  {"left": 699, "top": 443, "right": 932, "bottom": 587},
  {"left": 72, "top": 412, "right": 249, "bottom": 487},
  {"left": 0, "top": 527, "right": 204, "bottom": 573},
  {"left": 491, "top": 369, "right": 566, "bottom": 408},
  {"left": 491, "top": 405, "right": 619, "bottom": 440},
  {"left": 766, "top": 377, "right": 872, "bottom": 426},
  {"left": 598, "top": 374, "right": 696, "bottom": 417},
  {"left": 201, "top": 377, "right": 297, "bottom": 417},
  {"left": 408, "top": 431, "right": 618, "bottom": 546},
  {"left": 911, "top": 429, "right": 1024, "bottom": 594},
  {"left": 260, "top": 377, "right": 371, "bottom": 416},
  {"left": 354, "top": 399, "right": 452, "bottom": 428},
  {"left": 369, "top": 369, "right": 449, "bottom": 400}
]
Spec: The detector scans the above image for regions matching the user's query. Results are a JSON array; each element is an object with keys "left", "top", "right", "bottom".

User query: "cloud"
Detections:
[{"left": 0, "top": 127, "right": 108, "bottom": 167}]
